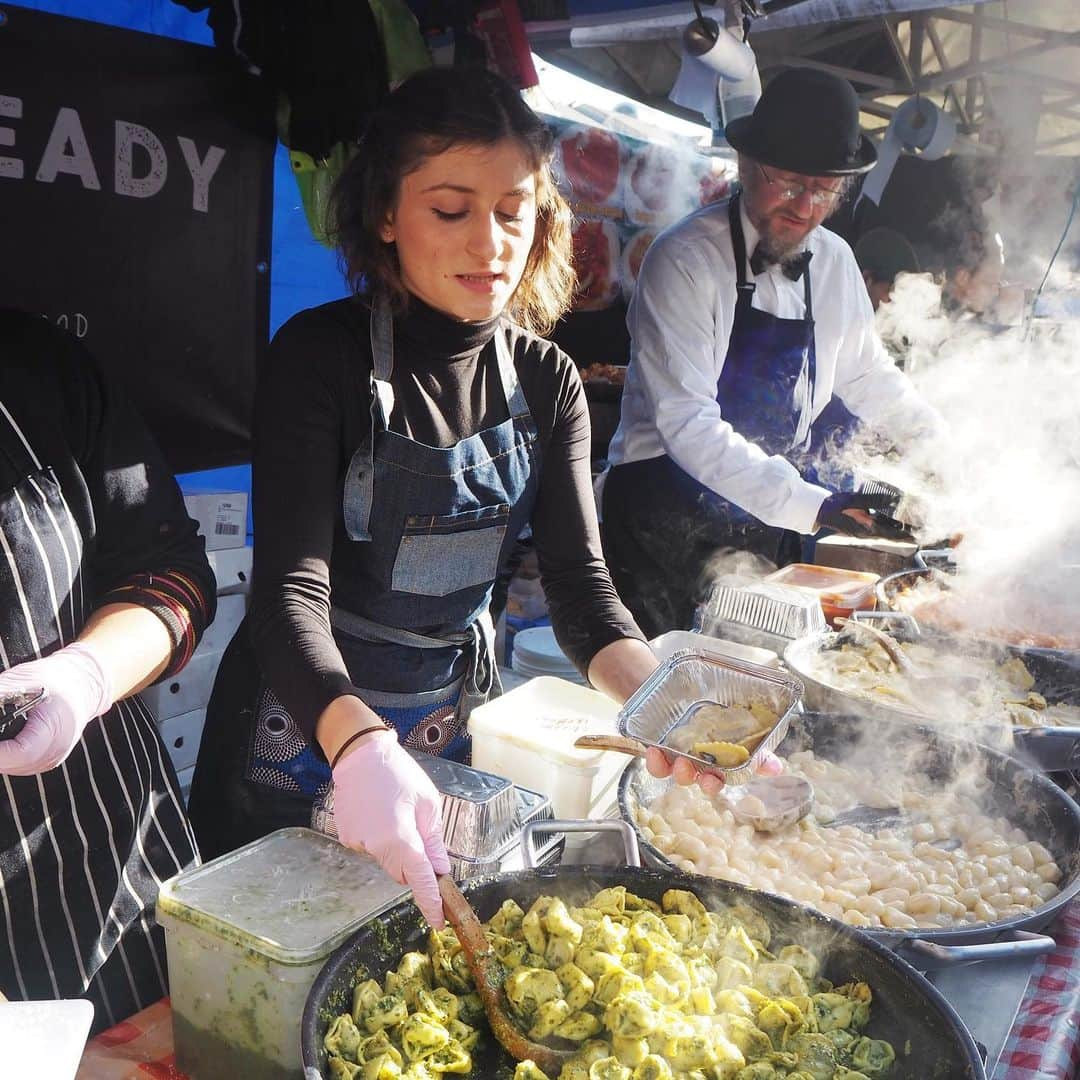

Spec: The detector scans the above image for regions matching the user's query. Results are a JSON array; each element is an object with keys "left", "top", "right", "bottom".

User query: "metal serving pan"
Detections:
[
  {"left": 618, "top": 649, "right": 803, "bottom": 784},
  {"left": 302, "top": 821, "right": 985, "bottom": 1080},
  {"left": 784, "top": 619, "right": 1080, "bottom": 772},
  {"left": 618, "top": 711, "right": 1080, "bottom": 971},
  {"left": 878, "top": 566, "right": 1080, "bottom": 665}
]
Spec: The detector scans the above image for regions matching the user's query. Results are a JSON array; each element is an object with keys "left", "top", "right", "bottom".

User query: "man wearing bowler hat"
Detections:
[{"left": 601, "top": 68, "right": 945, "bottom": 638}]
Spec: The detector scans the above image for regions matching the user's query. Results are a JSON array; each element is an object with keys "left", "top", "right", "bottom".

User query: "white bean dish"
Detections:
[{"left": 634, "top": 751, "right": 1064, "bottom": 931}]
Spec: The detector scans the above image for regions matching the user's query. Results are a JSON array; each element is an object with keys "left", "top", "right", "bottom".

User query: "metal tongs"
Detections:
[{"left": 856, "top": 478, "right": 920, "bottom": 541}]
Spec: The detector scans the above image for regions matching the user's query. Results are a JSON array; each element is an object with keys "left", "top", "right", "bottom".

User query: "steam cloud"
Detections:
[{"left": 839, "top": 269, "right": 1080, "bottom": 647}]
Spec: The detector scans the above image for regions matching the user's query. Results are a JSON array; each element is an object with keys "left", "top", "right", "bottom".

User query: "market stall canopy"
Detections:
[{"left": 525, "top": 0, "right": 1080, "bottom": 156}]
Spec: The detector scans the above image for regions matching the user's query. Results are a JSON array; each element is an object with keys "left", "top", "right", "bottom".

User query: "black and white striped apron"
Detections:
[{"left": 0, "top": 398, "right": 197, "bottom": 1032}]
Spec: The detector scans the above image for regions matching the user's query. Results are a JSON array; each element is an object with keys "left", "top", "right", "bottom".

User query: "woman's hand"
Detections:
[
  {"left": 331, "top": 730, "right": 451, "bottom": 928},
  {"left": 0, "top": 642, "right": 113, "bottom": 776},
  {"left": 645, "top": 746, "right": 784, "bottom": 797}
]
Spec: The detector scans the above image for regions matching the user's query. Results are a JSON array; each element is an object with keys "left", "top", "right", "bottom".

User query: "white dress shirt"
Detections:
[{"left": 607, "top": 196, "right": 943, "bottom": 535}]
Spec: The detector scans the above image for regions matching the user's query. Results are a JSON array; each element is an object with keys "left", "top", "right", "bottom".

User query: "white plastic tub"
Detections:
[
  {"left": 157, "top": 828, "right": 407, "bottom": 1080},
  {"left": 649, "top": 630, "right": 780, "bottom": 668},
  {"left": 468, "top": 676, "right": 623, "bottom": 821}
]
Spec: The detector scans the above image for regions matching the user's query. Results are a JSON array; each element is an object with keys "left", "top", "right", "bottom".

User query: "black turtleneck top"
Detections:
[{"left": 249, "top": 295, "right": 643, "bottom": 736}]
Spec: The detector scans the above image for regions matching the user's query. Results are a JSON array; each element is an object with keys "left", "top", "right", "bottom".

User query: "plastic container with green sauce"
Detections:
[{"left": 157, "top": 827, "right": 409, "bottom": 1079}]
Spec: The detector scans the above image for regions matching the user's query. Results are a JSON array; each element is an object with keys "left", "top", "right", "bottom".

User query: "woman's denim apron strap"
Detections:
[
  {"left": 344, "top": 294, "right": 531, "bottom": 542},
  {"left": 248, "top": 293, "right": 540, "bottom": 803}
]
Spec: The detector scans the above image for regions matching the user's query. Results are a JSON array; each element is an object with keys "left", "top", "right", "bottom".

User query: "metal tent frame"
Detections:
[{"left": 526, "top": 0, "right": 1080, "bottom": 154}]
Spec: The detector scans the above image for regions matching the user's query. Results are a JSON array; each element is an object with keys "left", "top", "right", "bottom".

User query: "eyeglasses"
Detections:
[{"left": 757, "top": 164, "right": 844, "bottom": 207}]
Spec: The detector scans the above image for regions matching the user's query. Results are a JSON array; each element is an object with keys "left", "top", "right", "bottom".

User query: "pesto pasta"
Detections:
[{"left": 323, "top": 885, "right": 895, "bottom": 1080}]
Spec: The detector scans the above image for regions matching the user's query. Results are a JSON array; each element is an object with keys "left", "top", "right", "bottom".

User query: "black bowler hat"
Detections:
[{"left": 725, "top": 67, "right": 877, "bottom": 176}]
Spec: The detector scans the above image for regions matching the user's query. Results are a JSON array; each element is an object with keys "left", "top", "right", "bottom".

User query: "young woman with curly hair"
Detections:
[{"left": 190, "top": 66, "right": 657, "bottom": 924}]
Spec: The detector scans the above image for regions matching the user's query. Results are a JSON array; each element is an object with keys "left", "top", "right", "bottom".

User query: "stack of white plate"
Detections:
[{"left": 510, "top": 626, "right": 585, "bottom": 684}]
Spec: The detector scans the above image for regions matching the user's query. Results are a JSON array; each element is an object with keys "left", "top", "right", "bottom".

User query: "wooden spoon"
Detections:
[{"left": 437, "top": 875, "right": 574, "bottom": 1075}]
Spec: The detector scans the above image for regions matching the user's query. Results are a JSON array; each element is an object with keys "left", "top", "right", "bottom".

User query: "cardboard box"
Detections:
[
  {"left": 141, "top": 647, "right": 224, "bottom": 721},
  {"left": 182, "top": 489, "right": 248, "bottom": 551},
  {"left": 208, "top": 545, "right": 253, "bottom": 595},
  {"left": 158, "top": 709, "right": 206, "bottom": 773},
  {"left": 175, "top": 764, "right": 195, "bottom": 806},
  {"left": 200, "top": 593, "right": 246, "bottom": 654}
]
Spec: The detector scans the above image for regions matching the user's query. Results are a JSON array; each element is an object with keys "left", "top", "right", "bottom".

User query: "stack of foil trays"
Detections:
[{"left": 311, "top": 752, "right": 562, "bottom": 879}]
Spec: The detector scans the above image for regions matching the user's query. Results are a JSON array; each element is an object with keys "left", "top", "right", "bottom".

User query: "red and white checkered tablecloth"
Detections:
[
  {"left": 992, "top": 899, "right": 1080, "bottom": 1080},
  {"left": 76, "top": 902, "right": 1080, "bottom": 1080},
  {"left": 76, "top": 998, "right": 186, "bottom": 1080}
]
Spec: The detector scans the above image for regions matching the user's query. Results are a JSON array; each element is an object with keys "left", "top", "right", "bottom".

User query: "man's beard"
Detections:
[{"left": 755, "top": 220, "right": 810, "bottom": 266}]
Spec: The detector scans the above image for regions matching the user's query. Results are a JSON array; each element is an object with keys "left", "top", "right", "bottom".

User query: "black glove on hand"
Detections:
[{"left": 816, "top": 491, "right": 914, "bottom": 540}]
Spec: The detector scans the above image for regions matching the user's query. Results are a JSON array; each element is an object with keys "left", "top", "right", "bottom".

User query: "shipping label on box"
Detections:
[{"left": 182, "top": 490, "right": 248, "bottom": 552}]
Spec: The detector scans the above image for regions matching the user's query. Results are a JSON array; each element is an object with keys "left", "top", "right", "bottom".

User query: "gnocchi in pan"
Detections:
[
  {"left": 635, "top": 750, "right": 1064, "bottom": 931},
  {"left": 324, "top": 885, "right": 895, "bottom": 1079}
]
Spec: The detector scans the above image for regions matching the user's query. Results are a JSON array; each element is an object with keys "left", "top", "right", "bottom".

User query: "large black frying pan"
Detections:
[
  {"left": 877, "top": 567, "right": 1080, "bottom": 670},
  {"left": 784, "top": 623, "right": 1080, "bottom": 773},
  {"left": 873, "top": 568, "right": 1080, "bottom": 771},
  {"left": 302, "top": 862, "right": 985, "bottom": 1080},
  {"left": 620, "top": 711, "right": 1080, "bottom": 969}
]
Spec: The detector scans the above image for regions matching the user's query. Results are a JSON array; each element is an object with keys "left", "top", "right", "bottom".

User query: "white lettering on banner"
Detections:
[
  {"left": 177, "top": 137, "right": 225, "bottom": 214},
  {"left": 115, "top": 121, "right": 167, "bottom": 199},
  {"left": 0, "top": 95, "right": 22, "bottom": 179},
  {"left": 0, "top": 101, "right": 228, "bottom": 212},
  {"left": 36, "top": 106, "right": 101, "bottom": 189},
  {"left": 55, "top": 313, "right": 89, "bottom": 338}
]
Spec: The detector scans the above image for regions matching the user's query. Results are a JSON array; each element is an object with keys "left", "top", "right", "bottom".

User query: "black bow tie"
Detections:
[{"left": 750, "top": 247, "right": 813, "bottom": 281}]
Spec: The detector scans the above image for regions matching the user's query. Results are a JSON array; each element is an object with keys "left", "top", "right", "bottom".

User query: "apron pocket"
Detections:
[{"left": 392, "top": 504, "right": 508, "bottom": 597}]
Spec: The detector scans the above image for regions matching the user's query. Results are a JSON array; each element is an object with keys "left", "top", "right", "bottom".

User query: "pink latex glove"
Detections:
[
  {"left": 0, "top": 642, "right": 113, "bottom": 776},
  {"left": 645, "top": 746, "right": 784, "bottom": 797},
  {"left": 332, "top": 730, "right": 451, "bottom": 929}
]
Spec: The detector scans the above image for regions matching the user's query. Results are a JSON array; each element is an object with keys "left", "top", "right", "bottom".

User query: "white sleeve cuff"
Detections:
[{"left": 783, "top": 482, "right": 831, "bottom": 536}]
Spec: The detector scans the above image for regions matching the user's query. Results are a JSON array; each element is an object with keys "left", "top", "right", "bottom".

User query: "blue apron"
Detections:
[
  {"left": 601, "top": 191, "right": 818, "bottom": 634},
  {"left": 246, "top": 296, "right": 541, "bottom": 796}
]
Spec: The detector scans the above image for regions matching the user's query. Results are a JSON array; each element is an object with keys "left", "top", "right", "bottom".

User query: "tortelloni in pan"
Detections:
[{"left": 323, "top": 885, "right": 895, "bottom": 1080}]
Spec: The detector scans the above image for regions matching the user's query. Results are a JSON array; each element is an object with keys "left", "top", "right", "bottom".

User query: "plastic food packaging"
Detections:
[
  {"left": 764, "top": 563, "right": 880, "bottom": 625},
  {"left": 157, "top": 828, "right": 408, "bottom": 1080},
  {"left": 468, "top": 676, "right": 623, "bottom": 821}
]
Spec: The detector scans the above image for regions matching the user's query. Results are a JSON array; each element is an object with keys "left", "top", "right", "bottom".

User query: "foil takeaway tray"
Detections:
[
  {"left": 695, "top": 581, "right": 827, "bottom": 653},
  {"left": 410, "top": 752, "right": 518, "bottom": 860},
  {"left": 618, "top": 650, "right": 804, "bottom": 785},
  {"left": 448, "top": 786, "right": 563, "bottom": 880}
]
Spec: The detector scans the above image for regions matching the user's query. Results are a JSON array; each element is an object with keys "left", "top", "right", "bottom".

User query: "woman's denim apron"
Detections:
[{"left": 247, "top": 296, "right": 541, "bottom": 803}]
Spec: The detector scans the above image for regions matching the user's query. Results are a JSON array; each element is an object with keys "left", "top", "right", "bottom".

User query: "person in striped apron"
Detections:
[{"left": 0, "top": 310, "right": 216, "bottom": 1031}]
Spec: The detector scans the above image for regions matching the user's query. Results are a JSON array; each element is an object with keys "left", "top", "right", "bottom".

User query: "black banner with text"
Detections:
[{"left": 0, "top": 5, "right": 274, "bottom": 471}]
